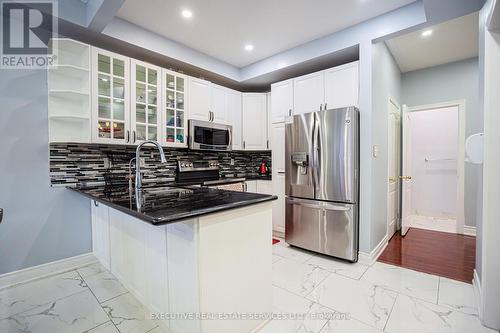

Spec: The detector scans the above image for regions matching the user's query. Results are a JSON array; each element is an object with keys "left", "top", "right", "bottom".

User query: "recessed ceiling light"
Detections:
[
  {"left": 244, "top": 44, "right": 254, "bottom": 51},
  {"left": 421, "top": 29, "right": 433, "bottom": 37},
  {"left": 181, "top": 9, "right": 193, "bottom": 19}
]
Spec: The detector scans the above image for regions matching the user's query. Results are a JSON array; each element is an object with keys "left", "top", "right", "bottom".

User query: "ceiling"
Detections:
[
  {"left": 386, "top": 12, "right": 479, "bottom": 73},
  {"left": 117, "top": 0, "right": 417, "bottom": 68}
]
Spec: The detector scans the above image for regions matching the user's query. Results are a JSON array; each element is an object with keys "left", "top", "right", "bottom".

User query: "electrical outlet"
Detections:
[
  {"left": 230, "top": 158, "right": 235, "bottom": 166},
  {"left": 140, "top": 158, "right": 146, "bottom": 167}
]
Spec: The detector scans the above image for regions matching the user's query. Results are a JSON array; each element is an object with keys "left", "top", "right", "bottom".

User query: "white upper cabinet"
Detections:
[
  {"left": 211, "top": 84, "right": 228, "bottom": 124},
  {"left": 271, "top": 79, "right": 293, "bottom": 123},
  {"left": 188, "top": 77, "right": 212, "bottom": 122},
  {"left": 226, "top": 88, "right": 243, "bottom": 150},
  {"left": 242, "top": 93, "right": 268, "bottom": 150},
  {"left": 130, "top": 59, "right": 162, "bottom": 144},
  {"left": 324, "top": 61, "right": 359, "bottom": 109},
  {"left": 293, "top": 71, "right": 325, "bottom": 115},
  {"left": 163, "top": 69, "right": 187, "bottom": 147},
  {"left": 91, "top": 48, "right": 131, "bottom": 145}
]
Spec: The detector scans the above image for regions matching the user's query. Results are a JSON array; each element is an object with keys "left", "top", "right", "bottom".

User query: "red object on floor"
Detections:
[
  {"left": 378, "top": 228, "right": 475, "bottom": 283},
  {"left": 272, "top": 238, "right": 280, "bottom": 245}
]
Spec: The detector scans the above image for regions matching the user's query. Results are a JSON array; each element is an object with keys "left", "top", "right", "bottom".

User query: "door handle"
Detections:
[
  {"left": 399, "top": 176, "right": 412, "bottom": 180},
  {"left": 389, "top": 176, "right": 397, "bottom": 182}
]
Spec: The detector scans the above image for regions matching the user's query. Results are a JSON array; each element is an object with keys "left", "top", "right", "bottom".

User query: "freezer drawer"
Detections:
[{"left": 285, "top": 197, "right": 358, "bottom": 262}]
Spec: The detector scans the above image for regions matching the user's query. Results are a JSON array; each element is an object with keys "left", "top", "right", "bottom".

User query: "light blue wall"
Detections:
[
  {"left": 0, "top": 69, "right": 91, "bottom": 275},
  {"left": 371, "top": 42, "right": 402, "bottom": 249},
  {"left": 401, "top": 58, "right": 480, "bottom": 228}
]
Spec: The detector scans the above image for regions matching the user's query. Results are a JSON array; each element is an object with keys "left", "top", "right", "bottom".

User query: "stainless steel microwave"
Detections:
[{"left": 188, "top": 120, "right": 232, "bottom": 151}]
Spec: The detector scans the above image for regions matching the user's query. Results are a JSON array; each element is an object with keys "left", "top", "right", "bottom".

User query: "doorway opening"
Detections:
[{"left": 400, "top": 101, "right": 465, "bottom": 236}]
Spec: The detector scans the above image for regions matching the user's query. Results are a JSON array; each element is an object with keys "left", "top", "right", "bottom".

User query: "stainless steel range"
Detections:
[{"left": 176, "top": 160, "right": 247, "bottom": 191}]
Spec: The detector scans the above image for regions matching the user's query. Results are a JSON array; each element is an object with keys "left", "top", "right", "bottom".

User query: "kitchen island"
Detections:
[{"left": 71, "top": 185, "right": 277, "bottom": 333}]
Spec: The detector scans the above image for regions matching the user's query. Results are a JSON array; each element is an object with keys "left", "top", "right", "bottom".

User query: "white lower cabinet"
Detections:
[
  {"left": 91, "top": 201, "right": 110, "bottom": 270},
  {"left": 245, "top": 180, "right": 258, "bottom": 193},
  {"left": 91, "top": 202, "right": 272, "bottom": 333}
]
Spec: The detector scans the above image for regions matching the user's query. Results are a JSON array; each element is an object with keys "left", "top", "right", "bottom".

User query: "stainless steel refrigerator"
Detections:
[{"left": 285, "top": 107, "right": 359, "bottom": 262}]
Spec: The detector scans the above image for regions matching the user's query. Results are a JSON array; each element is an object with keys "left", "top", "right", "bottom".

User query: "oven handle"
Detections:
[{"left": 286, "top": 198, "right": 351, "bottom": 211}]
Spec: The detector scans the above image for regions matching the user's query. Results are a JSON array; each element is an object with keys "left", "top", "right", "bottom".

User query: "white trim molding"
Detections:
[
  {"left": 473, "top": 269, "right": 483, "bottom": 319},
  {"left": 358, "top": 234, "right": 389, "bottom": 266},
  {"left": 463, "top": 225, "right": 477, "bottom": 236},
  {"left": 0, "top": 253, "right": 96, "bottom": 291}
]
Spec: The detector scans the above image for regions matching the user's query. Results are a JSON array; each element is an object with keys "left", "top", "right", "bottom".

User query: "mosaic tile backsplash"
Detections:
[{"left": 50, "top": 143, "right": 272, "bottom": 188}]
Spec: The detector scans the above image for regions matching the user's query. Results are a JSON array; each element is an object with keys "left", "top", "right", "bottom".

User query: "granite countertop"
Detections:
[{"left": 70, "top": 185, "right": 277, "bottom": 225}]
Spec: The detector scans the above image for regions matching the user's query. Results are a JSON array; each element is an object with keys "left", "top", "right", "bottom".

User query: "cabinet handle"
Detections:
[
  {"left": 267, "top": 140, "right": 269, "bottom": 149},
  {"left": 93, "top": 200, "right": 99, "bottom": 207},
  {"left": 243, "top": 141, "right": 246, "bottom": 149},
  {"left": 0, "top": 208, "right": 3, "bottom": 224},
  {"left": 324, "top": 103, "right": 327, "bottom": 110},
  {"left": 320, "top": 104, "right": 323, "bottom": 111},
  {"left": 126, "top": 130, "right": 130, "bottom": 143},
  {"left": 288, "top": 109, "right": 292, "bottom": 116},
  {"left": 133, "top": 130, "right": 136, "bottom": 143}
]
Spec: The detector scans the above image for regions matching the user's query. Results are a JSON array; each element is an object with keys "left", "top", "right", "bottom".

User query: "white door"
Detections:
[
  {"left": 242, "top": 93, "right": 268, "bottom": 150},
  {"left": 211, "top": 84, "right": 228, "bottom": 124},
  {"left": 401, "top": 105, "right": 413, "bottom": 236},
  {"left": 130, "top": 60, "right": 162, "bottom": 144},
  {"left": 91, "top": 48, "right": 130, "bottom": 144},
  {"left": 226, "top": 89, "right": 242, "bottom": 150},
  {"left": 163, "top": 69, "right": 188, "bottom": 147},
  {"left": 188, "top": 77, "right": 211, "bottom": 122},
  {"left": 324, "top": 61, "right": 359, "bottom": 109},
  {"left": 293, "top": 71, "right": 325, "bottom": 114},
  {"left": 387, "top": 99, "right": 401, "bottom": 239},
  {"left": 271, "top": 79, "right": 293, "bottom": 123}
]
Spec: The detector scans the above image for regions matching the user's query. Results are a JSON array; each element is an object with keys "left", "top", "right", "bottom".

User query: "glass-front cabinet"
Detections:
[
  {"left": 131, "top": 60, "right": 162, "bottom": 144},
  {"left": 162, "top": 69, "right": 187, "bottom": 147},
  {"left": 91, "top": 48, "right": 130, "bottom": 144}
]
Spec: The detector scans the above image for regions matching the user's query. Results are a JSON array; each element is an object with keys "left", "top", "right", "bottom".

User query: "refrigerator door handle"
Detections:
[
  {"left": 287, "top": 198, "right": 350, "bottom": 211},
  {"left": 312, "top": 112, "right": 320, "bottom": 194}
]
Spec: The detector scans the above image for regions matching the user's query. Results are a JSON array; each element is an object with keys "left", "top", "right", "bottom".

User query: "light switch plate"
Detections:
[
  {"left": 230, "top": 158, "right": 235, "bottom": 166},
  {"left": 373, "top": 145, "right": 379, "bottom": 158}
]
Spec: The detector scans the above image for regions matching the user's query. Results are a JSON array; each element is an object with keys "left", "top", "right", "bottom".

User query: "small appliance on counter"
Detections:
[{"left": 259, "top": 160, "right": 269, "bottom": 175}]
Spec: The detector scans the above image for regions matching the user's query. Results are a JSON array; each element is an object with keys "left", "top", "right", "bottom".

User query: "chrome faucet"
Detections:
[{"left": 134, "top": 140, "right": 167, "bottom": 210}]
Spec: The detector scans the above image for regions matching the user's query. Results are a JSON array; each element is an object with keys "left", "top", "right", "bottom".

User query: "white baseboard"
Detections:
[
  {"left": 464, "top": 225, "right": 477, "bottom": 236},
  {"left": 473, "top": 269, "right": 483, "bottom": 319},
  {"left": 272, "top": 228, "right": 285, "bottom": 239},
  {"left": 0, "top": 253, "right": 97, "bottom": 291},
  {"left": 358, "top": 234, "right": 389, "bottom": 266}
]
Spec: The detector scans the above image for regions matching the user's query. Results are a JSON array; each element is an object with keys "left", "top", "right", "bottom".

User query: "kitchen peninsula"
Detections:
[{"left": 72, "top": 185, "right": 276, "bottom": 333}]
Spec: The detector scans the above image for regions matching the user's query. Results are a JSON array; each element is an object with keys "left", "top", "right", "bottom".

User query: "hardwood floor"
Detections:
[{"left": 378, "top": 228, "right": 476, "bottom": 283}]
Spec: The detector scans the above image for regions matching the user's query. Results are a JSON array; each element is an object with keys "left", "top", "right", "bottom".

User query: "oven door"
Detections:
[{"left": 189, "top": 120, "right": 232, "bottom": 151}]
